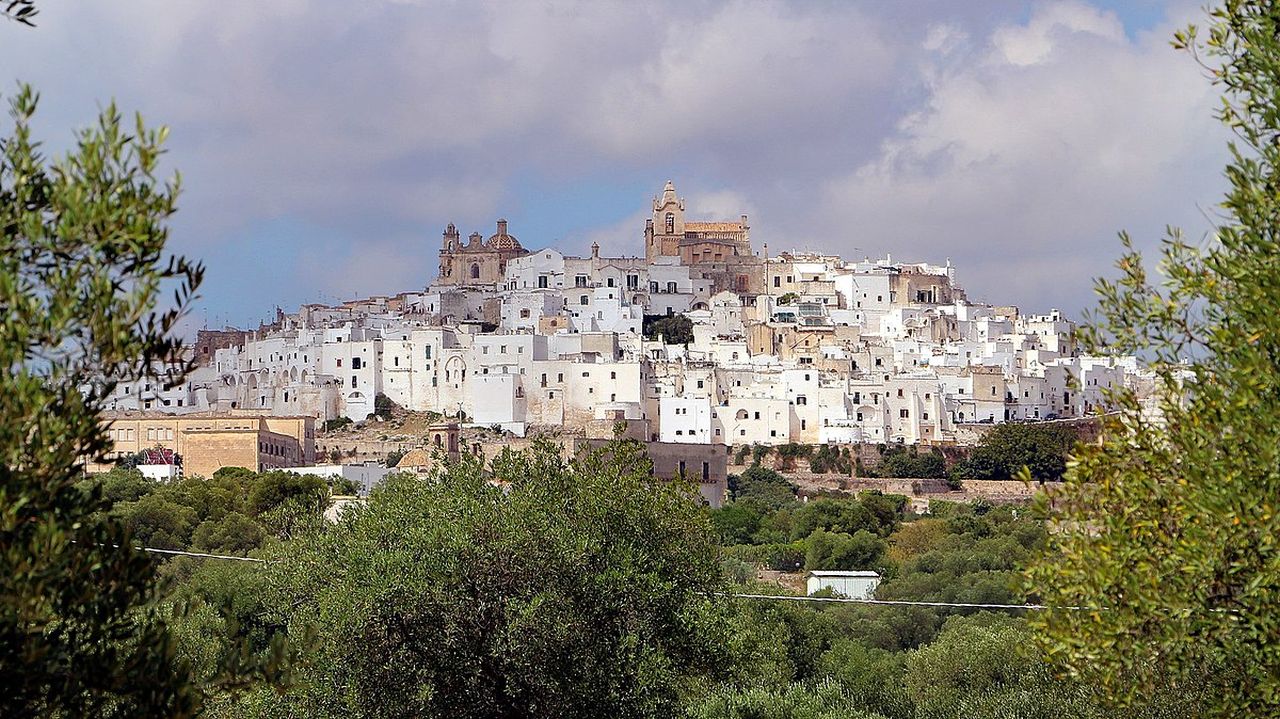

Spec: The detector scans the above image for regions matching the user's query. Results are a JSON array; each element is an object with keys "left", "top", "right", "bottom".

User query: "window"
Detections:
[
  {"left": 857, "top": 412, "right": 864, "bottom": 421},
  {"left": 580, "top": 295, "right": 589, "bottom": 305},
  {"left": 576, "top": 275, "right": 588, "bottom": 287},
  {"left": 610, "top": 371, "right": 617, "bottom": 379},
  {"left": 538, "top": 276, "right": 548, "bottom": 289},
  {"left": 796, "top": 395, "right": 807, "bottom": 405},
  {"left": 753, "top": 412, "right": 760, "bottom": 420},
  {"left": 696, "top": 380, "right": 704, "bottom": 389},
  {"left": 520, "top": 308, "right": 530, "bottom": 318},
  {"left": 702, "top": 462, "right": 710, "bottom": 480},
  {"left": 425, "top": 346, "right": 432, "bottom": 359},
  {"left": 665, "top": 212, "right": 674, "bottom": 234},
  {"left": 352, "top": 376, "right": 358, "bottom": 388},
  {"left": 773, "top": 276, "right": 780, "bottom": 288},
  {"left": 558, "top": 373, "right": 564, "bottom": 383},
  {"left": 922, "top": 412, "right": 930, "bottom": 421},
  {"left": 900, "top": 409, "right": 909, "bottom": 418},
  {"left": 897, "top": 389, "right": 903, "bottom": 398},
  {"left": 607, "top": 278, "right": 615, "bottom": 288},
  {"left": 471, "top": 263, "right": 480, "bottom": 279},
  {"left": 337, "top": 359, "right": 342, "bottom": 368}
]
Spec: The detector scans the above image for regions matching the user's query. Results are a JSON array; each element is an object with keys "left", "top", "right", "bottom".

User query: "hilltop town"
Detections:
[{"left": 95, "top": 180, "right": 1153, "bottom": 498}]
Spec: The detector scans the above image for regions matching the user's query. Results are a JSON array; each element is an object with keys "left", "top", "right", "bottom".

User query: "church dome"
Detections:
[{"left": 487, "top": 219, "right": 523, "bottom": 251}]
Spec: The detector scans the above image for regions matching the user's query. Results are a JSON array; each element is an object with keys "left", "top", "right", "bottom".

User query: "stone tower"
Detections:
[{"left": 646, "top": 180, "right": 686, "bottom": 262}]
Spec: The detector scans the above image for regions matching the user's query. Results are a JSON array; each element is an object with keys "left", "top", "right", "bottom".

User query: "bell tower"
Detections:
[{"left": 648, "top": 180, "right": 685, "bottom": 262}]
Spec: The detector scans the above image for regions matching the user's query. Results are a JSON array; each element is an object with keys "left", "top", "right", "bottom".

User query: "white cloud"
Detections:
[
  {"left": 0, "top": 0, "right": 1227, "bottom": 320},
  {"left": 992, "top": 1, "right": 1124, "bottom": 66},
  {"left": 815, "top": 1, "right": 1224, "bottom": 312}
]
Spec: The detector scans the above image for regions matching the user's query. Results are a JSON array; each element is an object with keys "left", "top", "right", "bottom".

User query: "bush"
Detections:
[
  {"left": 875, "top": 446, "right": 947, "bottom": 479},
  {"left": 642, "top": 314, "right": 694, "bottom": 345},
  {"left": 728, "top": 541, "right": 808, "bottom": 572},
  {"left": 809, "top": 445, "right": 851, "bottom": 475},
  {"left": 950, "top": 423, "right": 1075, "bottom": 483},
  {"left": 805, "top": 529, "right": 886, "bottom": 571},
  {"left": 685, "top": 680, "right": 884, "bottom": 719},
  {"left": 774, "top": 443, "right": 811, "bottom": 471},
  {"left": 374, "top": 393, "right": 395, "bottom": 420},
  {"left": 732, "top": 465, "right": 797, "bottom": 508},
  {"left": 323, "top": 416, "right": 353, "bottom": 433},
  {"left": 246, "top": 471, "right": 328, "bottom": 517}
]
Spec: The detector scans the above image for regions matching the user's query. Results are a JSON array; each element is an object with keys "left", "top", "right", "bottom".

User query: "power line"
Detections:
[
  {"left": 124, "top": 542, "right": 1064, "bottom": 608},
  {"left": 724, "top": 592, "right": 1063, "bottom": 611},
  {"left": 140, "top": 547, "right": 267, "bottom": 563}
]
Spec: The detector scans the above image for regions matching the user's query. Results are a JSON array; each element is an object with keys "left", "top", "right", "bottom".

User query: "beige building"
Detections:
[
  {"left": 645, "top": 180, "right": 751, "bottom": 265},
  {"left": 95, "top": 411, "right": 316, "bottom": 478},
  {"left": 436, "top": 219, "right": 529, "bottom": 287}
]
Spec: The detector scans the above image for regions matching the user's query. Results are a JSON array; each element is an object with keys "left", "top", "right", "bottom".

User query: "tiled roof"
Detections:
[
  {"left": 396, "top": 448, "right": 433, "bottom": 468},
  {"left": 685, "top": 221, "right": 744, "bottom": 232}
]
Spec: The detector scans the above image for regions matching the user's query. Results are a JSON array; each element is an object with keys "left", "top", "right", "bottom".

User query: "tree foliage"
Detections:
[
  {"left": 1, "top": 0, "right": 36, "bottom": 27},
  {"left": 223, "top": 439, "right": 726, "bottom": 718},
  {"left": 643, "top": 314, "right": 694, "bottom": 345},
  {"left": 872, "top": 446, "right": 947, "bottom": 479},
  {"left": 949, "top": 423, "right": 1075, "bottom": 483},
  {"left": 0, "top": 85, "right": 206, "bottom": 716},
  {"left": 1028, "top": 3, "right": 1280, "bottom": 714}
]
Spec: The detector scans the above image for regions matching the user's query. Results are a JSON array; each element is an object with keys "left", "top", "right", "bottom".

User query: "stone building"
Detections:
[
  {"left": 436, "top": 219, "right": 529, "bottom": 287},
  {"left": 644, "top": 180, "right": 751, "bottom": 265},
  {"left": 94, "top": 411, "right": 316, "bottom": 478}
]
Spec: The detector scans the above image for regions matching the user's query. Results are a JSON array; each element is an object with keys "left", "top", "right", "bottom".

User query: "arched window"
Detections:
[
  {"left": 665, "top": 212, "right": 674, "bottom": 233},
  {"left": 735, "top": 409, "right": 749, "bottom": 421},
  {"left": 470, "top": 263, "right": 480, "bottom": 279}
]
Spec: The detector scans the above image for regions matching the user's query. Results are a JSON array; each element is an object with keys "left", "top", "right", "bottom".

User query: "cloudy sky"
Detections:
[{"left": 0, "top": 0, "right": 1228, "bottom": 329}]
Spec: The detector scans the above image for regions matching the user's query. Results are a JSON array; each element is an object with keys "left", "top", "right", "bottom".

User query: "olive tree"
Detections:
[
  {"left": 1027, "top": 3, "right": 1280, "bottom": 714},
  {"left": 233, "top": 439, "right": 727, "bottom": 719},
  {"left": 0, "top": 86, "right": 204, "bottom": 716}
]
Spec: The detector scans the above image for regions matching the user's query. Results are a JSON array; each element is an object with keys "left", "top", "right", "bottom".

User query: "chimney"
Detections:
[{"left": 497, "top": 219, "right": 508, "bottom": 235}]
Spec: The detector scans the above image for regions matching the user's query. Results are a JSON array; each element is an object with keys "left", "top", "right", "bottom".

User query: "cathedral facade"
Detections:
[{"left": 436, "top": 219, "right": 529, "bottom": 287}]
